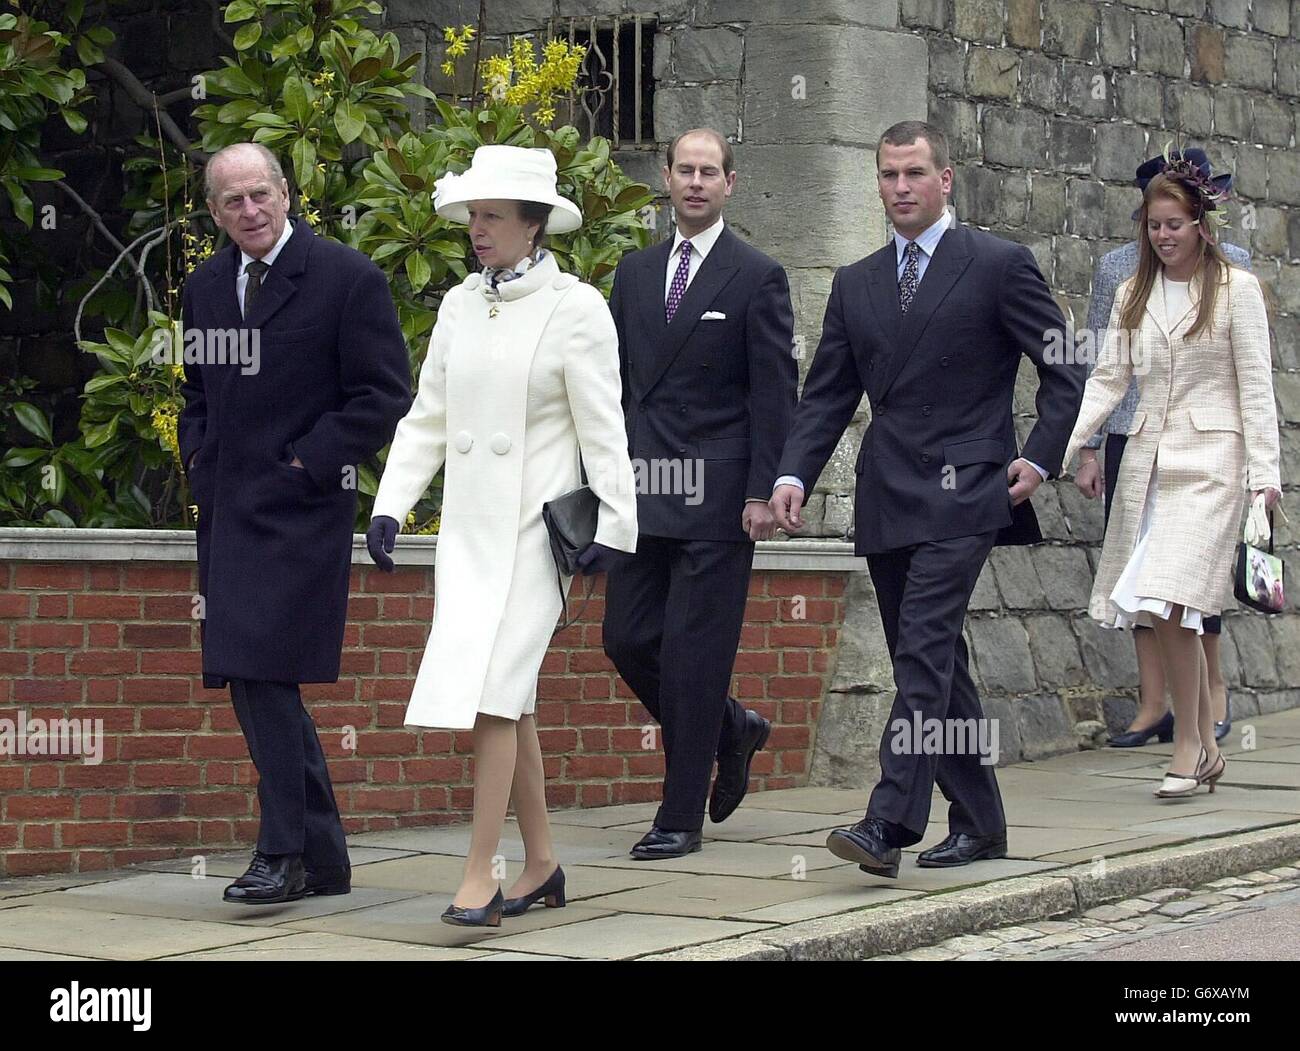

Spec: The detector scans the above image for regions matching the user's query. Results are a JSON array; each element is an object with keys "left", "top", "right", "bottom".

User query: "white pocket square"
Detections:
[{"left": 701, "top": 310, "right": 727, "bottom": 320}]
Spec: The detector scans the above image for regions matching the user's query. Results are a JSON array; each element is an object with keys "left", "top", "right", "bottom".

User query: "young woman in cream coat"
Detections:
[
  {"left": 366, "top": 146, "right": 637, "bottom": 925},
  {"left": 1063, "top": 169, "right": 1282, "bottom": 800}
]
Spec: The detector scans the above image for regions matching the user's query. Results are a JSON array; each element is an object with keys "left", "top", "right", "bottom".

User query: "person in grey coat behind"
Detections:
[{"left": 1072, "top": 148, "right": 1250, "bottom": 750}]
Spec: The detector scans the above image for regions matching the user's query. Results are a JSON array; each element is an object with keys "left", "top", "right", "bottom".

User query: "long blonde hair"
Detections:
[{"left": 1119, "top": 173, "right": 1231, "bottom": 341}]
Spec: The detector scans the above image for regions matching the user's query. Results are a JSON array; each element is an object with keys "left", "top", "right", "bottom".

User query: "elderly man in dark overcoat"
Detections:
[{"left": 179, "top": 143, "right": 411, "bottom": 903}]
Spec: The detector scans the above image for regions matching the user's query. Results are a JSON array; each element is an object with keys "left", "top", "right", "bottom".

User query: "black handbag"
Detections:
[
  {"left": 1233, "top": 509, "right": 1286, "bottom": 614},
  {"left": 541, "top": 460, "right": 599, "bottom": 634}
]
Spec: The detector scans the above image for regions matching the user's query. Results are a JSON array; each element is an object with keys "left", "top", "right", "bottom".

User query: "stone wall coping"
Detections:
[{"left": 0, "top": 528, "right": 867, "bottom": 573}]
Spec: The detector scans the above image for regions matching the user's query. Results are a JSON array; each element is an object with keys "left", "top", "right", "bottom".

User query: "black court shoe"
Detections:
[
  {"left": 1109, "top": 710, "right": 1174, "bottom": 748},
  {"left": 441, "top": 887, "right": 504, "bottom": 927},
  {"left": 502, "top": 866, "right": 566, "bottom": 917}
]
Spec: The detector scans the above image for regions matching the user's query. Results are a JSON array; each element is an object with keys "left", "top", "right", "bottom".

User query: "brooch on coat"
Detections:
[{"left": 488, "top": 303, "right": 500, "bottom": 318}]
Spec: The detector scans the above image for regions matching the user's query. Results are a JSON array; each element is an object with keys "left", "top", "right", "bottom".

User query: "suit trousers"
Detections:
[
  {"left": 229, "top": 678, "right": 349, "bottom": 867},
  {"left": 604, "top": 535, "right": 754, "bottom": 831},
  {"left": 865, "top": 531, "right": 1007, "bottom": 844},
  {"left": 1104, "top": 433, "right": 1221, "bottom": 635}
]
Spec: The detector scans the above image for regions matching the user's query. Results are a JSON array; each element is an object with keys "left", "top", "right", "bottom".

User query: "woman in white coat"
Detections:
[
  {"left": 366, "top": 146, "right": 638, "bottom": 925},
  {"left": 1062, "top": 162, "right": 1282, "bottom": 800}
]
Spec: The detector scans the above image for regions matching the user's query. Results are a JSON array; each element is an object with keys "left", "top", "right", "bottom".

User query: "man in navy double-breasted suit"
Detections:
[
  {"left": 179, "top": 143, "right": 411, "bottom": 903},
  {"left": 773, "top": 122, "right": 1083, "bottom": 877}
]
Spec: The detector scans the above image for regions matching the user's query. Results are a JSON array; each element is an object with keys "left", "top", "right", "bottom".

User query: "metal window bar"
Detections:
[{"left": 549, "top": 14, "right": 655, "bottom": 148}]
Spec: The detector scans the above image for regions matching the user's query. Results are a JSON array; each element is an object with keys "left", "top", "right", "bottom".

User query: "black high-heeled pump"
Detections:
[
  {"left": 441, "top": 887, "right": 504, "bottom": 927},
  {"left": 502, "top": 866, "right": 566, "bottom": 917},
  {"left": 1109, "top": 710, "right": 1174, "bottom": 748}
]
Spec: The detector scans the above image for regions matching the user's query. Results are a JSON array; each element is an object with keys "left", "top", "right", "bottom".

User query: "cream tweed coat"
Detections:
[
  {"left": 1063, "top": 265, "right": 1282, "bottom": 623},
  {"left": 372, "top": 253, "right": 638, "bottom": 729}
]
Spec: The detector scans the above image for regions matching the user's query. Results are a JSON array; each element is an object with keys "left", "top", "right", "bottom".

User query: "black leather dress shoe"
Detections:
[
  {"left": 441, "top": 887, "right": 504, "bottom": 927},
  {"left": 629, "top": 825, "right": 703, "bottom": 860},
  {"left": 222, "top": 851, "right": 306, "bottom": 904},
  {"left": 825, "top": 818, "right": 901, "bottom": 878},
  {"left": 304, "top": 863, "right": 352, "bottom": 896},
  {"left": 916, "top": 832, "right": 1007, "bottom": 868},
  {"left": 709, "top": 708, "right": 772, "bottom": 824},
  {"left": 502, "top": 866, "right": 566, "bottom": 917}
]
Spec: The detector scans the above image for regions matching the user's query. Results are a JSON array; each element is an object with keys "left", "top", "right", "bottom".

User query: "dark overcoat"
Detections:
[{"left": 178, "top": 219, "right": 412, "bottom": 687}]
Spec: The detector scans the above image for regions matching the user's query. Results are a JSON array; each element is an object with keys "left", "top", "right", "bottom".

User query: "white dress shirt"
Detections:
[
  {"left": 664, "top": 214, "right": 725, "bottom": 302},
  {"left": 775, "top": 206, "right": 1046, "bottom": 495},
  {"left": 238, "top": 217, "right": 295, "bottom": 316}
]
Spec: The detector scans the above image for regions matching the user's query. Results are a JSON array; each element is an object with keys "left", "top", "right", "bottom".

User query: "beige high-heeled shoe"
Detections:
[{"left": 1155, "top": 747, "right": 1207, "bottom": 798}]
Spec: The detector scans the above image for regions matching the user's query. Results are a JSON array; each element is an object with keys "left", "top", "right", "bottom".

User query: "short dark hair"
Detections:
[
  {"left": 666, "top": 128, "right": 734, "bottom": 176},
  {"left": 876, "top": 120, "right": 950, "bottom": 174},
  {"left": 517, "top": 200, "right": 552, "bottom": 251}
]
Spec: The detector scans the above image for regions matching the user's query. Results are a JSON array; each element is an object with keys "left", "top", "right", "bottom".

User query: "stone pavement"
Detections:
[{"left": 1, "top": 708, "right": 1299, "bottom": 961}]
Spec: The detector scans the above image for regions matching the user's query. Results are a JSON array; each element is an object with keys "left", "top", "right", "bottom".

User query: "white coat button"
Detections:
[
  {"left": 454, "top": 430, "right": 473, "bottom": 453},
  {"left": 490, "top": 432, "right": 511, "bottom": 455}
]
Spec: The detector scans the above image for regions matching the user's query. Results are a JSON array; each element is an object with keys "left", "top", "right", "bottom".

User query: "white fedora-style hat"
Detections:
[{"left": 432, "top": 144, "right": 582, "bottom": 233}]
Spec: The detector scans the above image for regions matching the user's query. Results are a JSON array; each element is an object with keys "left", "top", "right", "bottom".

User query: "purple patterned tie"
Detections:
[{"left": 665, "top": 239, "right": 692, "bottom": 323}]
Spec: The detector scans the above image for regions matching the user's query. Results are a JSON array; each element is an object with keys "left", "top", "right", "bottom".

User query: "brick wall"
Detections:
[{"left": 0, "top": 554, "right": 848, "bottom": 877}]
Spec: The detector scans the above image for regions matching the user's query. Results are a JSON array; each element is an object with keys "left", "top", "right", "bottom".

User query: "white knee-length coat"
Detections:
[
  {"left": 1063, "top": 265, "right": 1281, "bottom": 623},
  {"left": 372, "top": 253, "right": 638, "bottom": 729}
]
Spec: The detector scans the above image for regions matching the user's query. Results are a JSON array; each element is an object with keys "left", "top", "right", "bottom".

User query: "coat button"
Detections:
[
  {"left": 922, "top": 405, "right": 932, "bottom": 416},
  {"left": 877, "top": 404, "right": 887, "bottom": 414},
  {"left": 453, "top": 430, "right": 473, "bottom": 453},
  {"left": 940, "top": 356, "right": 950, "bottom": 366},
  {"left": 921, "top": 453, "right": 932, "bottom": 464},
  {"left": 490, "top": 432, "right": 511, "bottom": 455}
]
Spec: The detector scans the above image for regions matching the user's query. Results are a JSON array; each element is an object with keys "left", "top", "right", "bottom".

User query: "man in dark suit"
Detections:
[
  {"left": 602, "top": 128, "right": 798, "bottom": 859},
  {"left": 179, "top": 143, "right": 411, "bottom": 902},
  {"left": 772, "top": 121, "right": 1083, "bottom": 876}
]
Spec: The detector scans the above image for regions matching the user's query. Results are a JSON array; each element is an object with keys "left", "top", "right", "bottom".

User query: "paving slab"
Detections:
[
  {"left": 799, "top": 856, "right": 1061, "bottom": 891},
  {"left": 343, "top": 822, "right": 638, "bottom": 863},
  {"left": 732, "top": 884, "right": 919, "bottom": 924},
  {"left": 169, "top": 932, "right": 486, "bottom": 961},
  {"left": 282, "top": 893, "right": 614, "bottom": 949},
  {"left": 1125, "top": 810, "right": 1298, "bottom": 838},
  {"left": 39, "top": 871, "right": 420, "bottom": 927},
  {"left": 579, "top": 872, "right": 851, "bottom": 920},
  {"left": 350, "top": 853, "right": 690, "bottom": 900},
  {"left": 545, "top": 802, "right": 662, "bottom": 828},
  {"left": 134, "top": 846, "right": 416, "bottom": 879},
  {"left": 610, "top": 808, "right": 848, "bottom": 843},
  {"left": 480, "top": 912, "right": 771, "bottom": 959},
  {"left": 0, "top": 904, "right": 283, "bottom": 960},
  {"left": 738, "top": 786, "right": 869, "bottom": 813},
  {"left": 574, "top": 838, "right": 849, "bottom": 878}
]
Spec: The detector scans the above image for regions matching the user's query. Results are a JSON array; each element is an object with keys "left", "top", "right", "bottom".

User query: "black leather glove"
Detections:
[
  {"left": 366, "top": 515, "right": 399, "bottom": 572},
  {"left": 576, "top": 541, "right": 631, "bottom": 576}
]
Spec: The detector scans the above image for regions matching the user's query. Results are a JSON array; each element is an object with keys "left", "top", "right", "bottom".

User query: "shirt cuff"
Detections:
[
  {"left": 774, "top": 474, "right": 804, "bottom": 492},
  {"left": 1021, "top": 459, "right": 1049, "bottom": 482}
]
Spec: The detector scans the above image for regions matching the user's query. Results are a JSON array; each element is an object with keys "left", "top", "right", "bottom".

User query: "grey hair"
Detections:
[{"left": 204, "top": 142, "right": 286, "bottom": 201}]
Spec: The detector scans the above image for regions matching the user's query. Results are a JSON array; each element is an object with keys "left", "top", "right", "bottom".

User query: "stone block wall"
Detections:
[{"left": 813, "top": 0, "right": 1300, "bottom": 788}]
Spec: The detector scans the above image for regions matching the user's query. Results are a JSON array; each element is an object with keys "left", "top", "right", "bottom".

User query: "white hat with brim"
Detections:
[{"left": 432, "top": 144, "right": 583, "bottom": 234}]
